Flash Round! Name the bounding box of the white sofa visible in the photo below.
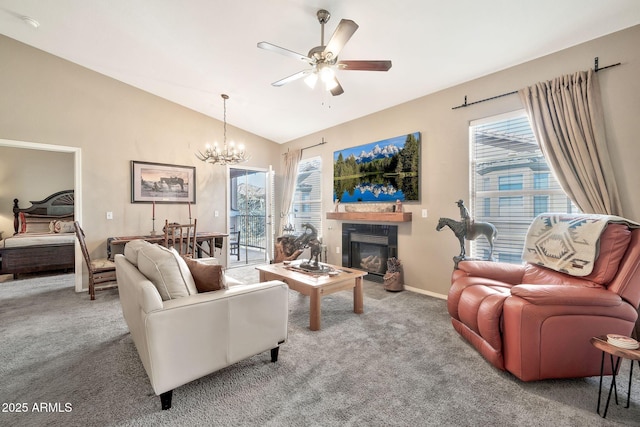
[114,240,288,410]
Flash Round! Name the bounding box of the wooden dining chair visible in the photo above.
[74,221,117,300]
[164,219,197,258]
[229,230,240,261]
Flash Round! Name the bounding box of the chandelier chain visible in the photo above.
[195,93,249,165]
[222,94,228,150]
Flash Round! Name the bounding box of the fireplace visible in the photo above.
[342,224,398,283]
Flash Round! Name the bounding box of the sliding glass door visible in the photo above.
[228,166,273,267]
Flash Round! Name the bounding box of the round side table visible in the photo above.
[590,335,640,418]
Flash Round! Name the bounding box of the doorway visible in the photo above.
[0,139,83,292]
[228,166,273,267]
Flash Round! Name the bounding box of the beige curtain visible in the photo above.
[519,69,622,215]
[279,148,302,235]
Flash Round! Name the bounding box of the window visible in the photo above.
[498,175,523,190]
[291,156,322,235]
[534,172,549,189]
[470,111,578,263]
[482,198,491,217]
[498,196,524,217]
[533,195,549,216]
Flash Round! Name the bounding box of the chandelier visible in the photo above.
[196,94,249,165]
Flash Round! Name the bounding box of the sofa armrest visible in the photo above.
[456,260,525,284]
[139,281,164,313]
[511,284,622,307]
[115,254,164,314]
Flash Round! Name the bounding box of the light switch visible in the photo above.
[106,211,113,220]
[422,209,428,218]
[214,210,219,217]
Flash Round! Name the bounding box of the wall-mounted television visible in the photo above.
[333,132,420,202]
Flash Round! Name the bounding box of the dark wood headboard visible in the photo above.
[13,190,75,234]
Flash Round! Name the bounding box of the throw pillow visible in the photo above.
[53,220,76,233]
[123,239,152,267]
[137,244,198,300]
[184,257,226,292]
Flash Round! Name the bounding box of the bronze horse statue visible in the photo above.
[297,223,322,269]
[436,216,498,261]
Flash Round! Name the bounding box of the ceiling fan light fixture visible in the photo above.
[304,72,318,89]
[195,94,249,165]
[325,77,338,91]
[319,65,335,83]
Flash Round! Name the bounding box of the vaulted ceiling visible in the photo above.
[1,0,639,143]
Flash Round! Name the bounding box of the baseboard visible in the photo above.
[404,285,447,300]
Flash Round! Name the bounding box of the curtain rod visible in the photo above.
[283,137,327,155]
[451,57,621,110]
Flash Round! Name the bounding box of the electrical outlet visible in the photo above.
[214,210,219,217]
[422,209,428,218]
[336,246,341,254]
[106,211,113,220]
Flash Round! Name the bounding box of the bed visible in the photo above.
[0,190,76,278]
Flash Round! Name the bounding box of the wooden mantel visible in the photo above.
[326,212,412,222]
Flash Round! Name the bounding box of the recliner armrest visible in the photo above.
[456,260,526,284]
[511,284,622,307]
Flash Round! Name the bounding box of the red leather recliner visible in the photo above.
[448,217,640,381]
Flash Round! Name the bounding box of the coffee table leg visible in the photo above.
[354,277,364,314]
[310,287,321,331]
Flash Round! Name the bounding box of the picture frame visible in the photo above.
[131,161,196,203]
[333,132,420,202]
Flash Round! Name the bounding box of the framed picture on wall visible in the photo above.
[131,161,196,203]
[333,132,421,202]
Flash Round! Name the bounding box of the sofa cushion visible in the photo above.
[522,264,600,288]
[137,244,198,300]
[184,257,226,292]
[124,239,153,267]
[523,215,635,277]
[521,224,631,287]
[583,223,631,285]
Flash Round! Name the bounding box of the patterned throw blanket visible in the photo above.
[522,213,640,276]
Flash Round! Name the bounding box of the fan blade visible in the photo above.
[257,41,312,64]
[330,78,344,96]
[272,70,312,87]
[323,19,359,60]
[337,60,392,71]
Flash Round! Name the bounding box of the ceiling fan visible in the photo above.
[257,9,392,96]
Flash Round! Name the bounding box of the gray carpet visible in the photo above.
[1,268,639,426]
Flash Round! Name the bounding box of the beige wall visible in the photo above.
[1,25,639,297]
[282,25,640,297]
[0,35,281,265]
[0,146,74,234]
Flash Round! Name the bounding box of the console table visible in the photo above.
[107,231,227,260]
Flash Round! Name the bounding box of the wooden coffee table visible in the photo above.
[256,262,367,331]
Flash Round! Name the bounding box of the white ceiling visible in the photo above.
[1,0,639,144]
